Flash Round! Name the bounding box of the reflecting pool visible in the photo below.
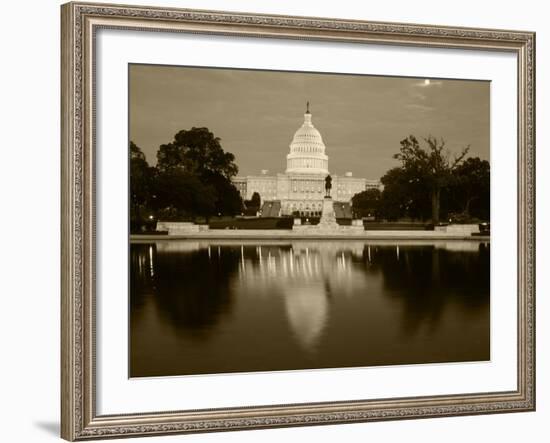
[130,240,490,377]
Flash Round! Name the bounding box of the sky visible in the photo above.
[129,64,489,179]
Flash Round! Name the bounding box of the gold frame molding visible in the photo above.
[61,2,536,440]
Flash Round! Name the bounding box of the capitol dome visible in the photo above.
[286,103,329,175]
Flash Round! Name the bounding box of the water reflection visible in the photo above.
[232,243,369,350]
[130,240,490,377]
[132,243,239,340]
[367,242,490,336]
[283,282,330,351]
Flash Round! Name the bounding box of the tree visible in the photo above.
[130,141,154,220]
[157,127,238,179]
[451,157,490,220]
[151,169,217,219]
[250,192,261,208]
[377,167,432,221]
[379,168,408,220]
[351,188,381,218]
[244,192,261,215]
[394,135,469,224]
[155,127,242,217]
[204,171,243,216]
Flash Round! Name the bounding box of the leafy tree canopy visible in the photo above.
[130,141,155,209]
[377,167,431,221]
[250,192,261,208]
[152,128,243,219]
[450,157,490,220]
[157,127,238,179]
[150,168,217,219]
[351,188,381,218]
[245,192,261,209]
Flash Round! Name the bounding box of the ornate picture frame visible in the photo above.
[61,2,535,440]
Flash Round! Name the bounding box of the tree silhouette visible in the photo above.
[129,141,155,226]
[451,157,490,220]
[154,127,242,218]
[351,188,381,218]
[394,136,469,224]
[157,127,238,179]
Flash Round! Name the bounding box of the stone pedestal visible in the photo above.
[317,197,339,228]
[292,197,363,234]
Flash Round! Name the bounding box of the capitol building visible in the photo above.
[232,104,381,217]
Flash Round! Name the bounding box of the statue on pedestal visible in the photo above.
[324,174,332,198]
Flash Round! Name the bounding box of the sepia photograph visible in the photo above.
[129,64,490,378]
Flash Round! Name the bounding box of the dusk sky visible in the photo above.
[129,64,489,179]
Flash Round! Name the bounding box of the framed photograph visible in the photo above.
[61,1,535,440]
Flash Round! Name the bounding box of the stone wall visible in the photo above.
[434,224,480,235]
[156,221,207,235]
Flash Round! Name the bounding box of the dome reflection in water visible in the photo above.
[130,240,490,377]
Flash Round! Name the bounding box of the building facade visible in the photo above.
[232,106,381,217]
